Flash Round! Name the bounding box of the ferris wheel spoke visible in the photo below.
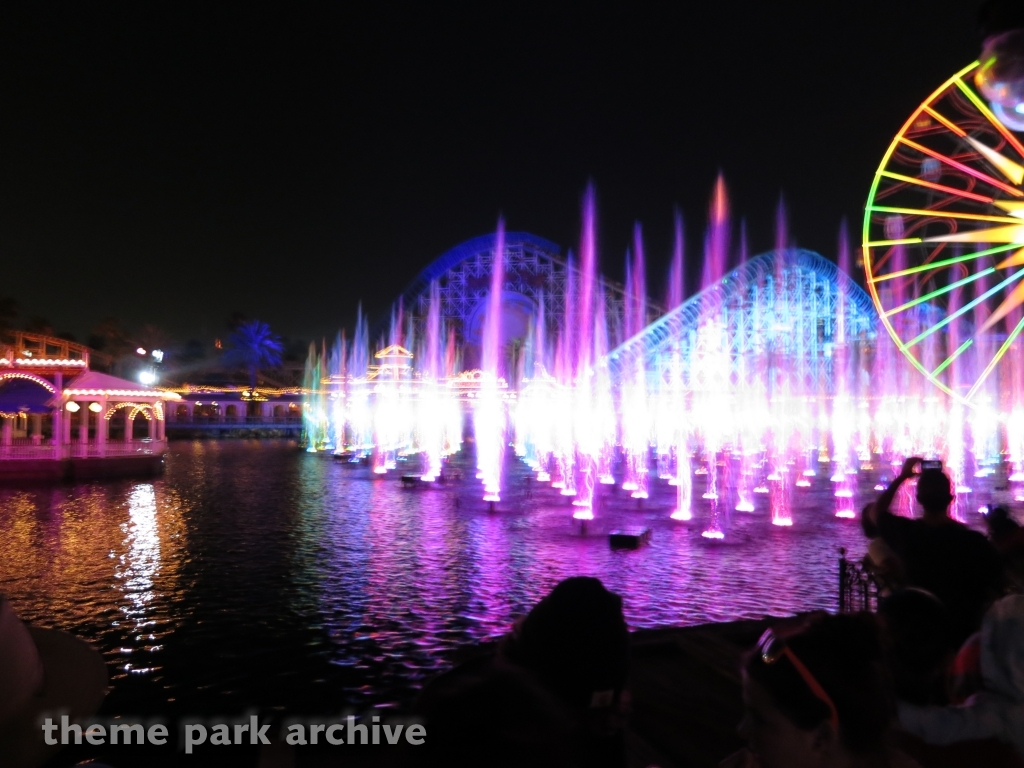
[995,201,1024,218]
[884,267,995,317]
[954,78,1024,159]
[966,313,1024,402]
[924,224,1024,244]
[997,248,1024,268]
[869,205,1021,224]
[964,136,1024,186]
[922,105,967,137]
[978,279,1024,335]
[900,138,1024,197]
[931,339,974,378]
[905,266,1024,348]
[878,170,994,203]
[864,237,923,248]
[873,243,1020,282]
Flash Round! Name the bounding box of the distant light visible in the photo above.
[152,349,164,363]
[136,347,147,355]
[22,350,31,357]
[1017,103,1024,115]
[138,371,157,386]
[88,403,103,413]
[65,401,81,412]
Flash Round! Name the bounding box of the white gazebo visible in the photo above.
[58,371,180,458]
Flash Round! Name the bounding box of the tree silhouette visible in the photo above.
[224,320,284,387]
[0,296,18,338]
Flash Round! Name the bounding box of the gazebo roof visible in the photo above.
[63,371,181,400]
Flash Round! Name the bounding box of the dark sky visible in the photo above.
[0,2,980,343]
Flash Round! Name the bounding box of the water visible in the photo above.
[1,439,907,719]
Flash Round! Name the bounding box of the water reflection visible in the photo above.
[2,440,981,715]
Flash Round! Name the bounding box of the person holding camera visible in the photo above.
[862,457,1004,649]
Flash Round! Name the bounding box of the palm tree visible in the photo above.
[224,320,284,388]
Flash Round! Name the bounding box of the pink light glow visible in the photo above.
[671,508,692,521]
[735,500,755,512]
[537,471,551,482]
[795,478,811,487]
[572,508,594,520]
[560,488,577,496]
[873,484,886,491]
[701,529,725,540]
[631,490,649,499]
[754,485,769,493]
[772,517,794,527]
[835,510,856,518]
[702,491,718,500]
[599,475,615,484]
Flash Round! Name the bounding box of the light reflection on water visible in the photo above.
[0,440,889,716]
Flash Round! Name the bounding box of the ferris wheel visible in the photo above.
[863,61,1024,407]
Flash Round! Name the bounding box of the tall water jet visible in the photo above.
[573,185,600,518]
[477,218,507,504]
[697,178,733,537]
[833,221,856,517]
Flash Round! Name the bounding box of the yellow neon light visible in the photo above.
[922,105,967,137]
[954,77,1024,159]
[924,224,1024,244]
[995,201,1024,219]
[863,237,923,247]
[869,206,1022,224]
[965,136,1024,185]
[997,248,1024,269]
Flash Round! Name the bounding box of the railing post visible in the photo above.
[838,547,848,614]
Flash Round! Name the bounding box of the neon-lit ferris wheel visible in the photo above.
[863,61,1024,408]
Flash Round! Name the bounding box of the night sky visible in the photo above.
[0,2,980,343]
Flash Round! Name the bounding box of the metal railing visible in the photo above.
[165,417,302,426]
[838,547,880,613]
[0,440,167,460]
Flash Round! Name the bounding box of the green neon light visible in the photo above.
[931,339,973,378]
[954,78,1024,158]
[905,266,1024,348]
[862,62,985,408]
[883,267,996,317]
[966,313,1024,401]
[864,237,923,247]
[878,170,993,203]
[868,205,1021,224]
[872,243,1020,282]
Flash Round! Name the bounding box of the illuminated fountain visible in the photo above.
[300,169,1024,534]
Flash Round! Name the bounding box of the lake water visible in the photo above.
[0,440,910,718]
